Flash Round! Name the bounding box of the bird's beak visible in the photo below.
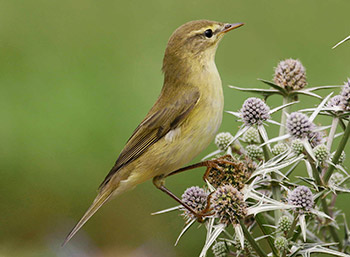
[220,23,244,34]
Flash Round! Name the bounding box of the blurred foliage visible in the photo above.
[1,0,349,256]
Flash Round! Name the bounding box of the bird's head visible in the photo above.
[163,20,244,74]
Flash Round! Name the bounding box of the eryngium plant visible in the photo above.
[154,58,350,257]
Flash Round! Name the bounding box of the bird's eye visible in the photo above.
[204,29,213,38]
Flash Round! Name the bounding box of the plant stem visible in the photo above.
[324,120,350,183]
[259,131,281,224]
[287,214,299,239]
[239,219,268,257]
[279,95,292,137]
[308,151,343,250]
[320,196,343,250]
[255,214,279,256]
[326,117,339,150]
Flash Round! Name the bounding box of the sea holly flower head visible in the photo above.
[241,97,270,125]
[340,78,350,111]
[211,184,247,225]
[286,112,313,138]
[181,186,208,220]
[274,58,307,91]
[288,186,314,212]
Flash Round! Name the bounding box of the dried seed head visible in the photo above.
[241,97,270,125]
[181,186,208,219]
[313,144,329,162]
[291,139,304,155]
[327,95,342,108]
[278,216,292,234]
[206,156,250,190]
[329,172,344,187]
[215,132,234,151]
[246,144,264,160]
[274,59,307,91]
[272,143,289,156]
[212,241,228,257]
[211,184,247,225]
[340,79,350,111]
[288,186,314,212]
[242,127,260,144]
[286,112,313,138]
[274,236,288,252]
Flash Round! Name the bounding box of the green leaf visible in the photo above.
[257,79,288,95]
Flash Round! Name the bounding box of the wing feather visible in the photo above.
[99,90,200,188]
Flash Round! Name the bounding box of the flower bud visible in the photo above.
[212,241,228,257]
[215,132,234,150]
[246,144,264,160]
[272,143,289,156]
[278,216,292,234]
[274,236,288,252]
[242,127,260,144]
[313,144,329,162]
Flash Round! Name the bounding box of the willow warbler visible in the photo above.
[64,19,243,245]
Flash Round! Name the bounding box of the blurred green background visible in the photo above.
[1,0,350,256]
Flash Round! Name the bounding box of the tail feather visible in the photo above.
[62,188,113,246]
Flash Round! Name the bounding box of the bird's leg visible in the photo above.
[167,155,236,181]
[153,175,209,222]
[153,156,237,220]
[166,155,235,178]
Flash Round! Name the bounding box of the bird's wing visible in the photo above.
[99,89,200,188]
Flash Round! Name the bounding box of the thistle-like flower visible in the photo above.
[340,78,350,111]
[313,144,329,163]
[211,184,247,225]
[274,59,307,91]
[278,216,292,234]
[215,132,234,151]
[274,236,288,252]
[181,186,208,219]
[286,112,313,138]
[246,144,264,160]
[211,241,228,257]
[206,156,250,190]
[291,139,304,155]
[308,130,324,148]
[272,142,289,156]
[241,97,270,125]
[242,127,260,144]
[288,186,314,212]
[327,95,342,108]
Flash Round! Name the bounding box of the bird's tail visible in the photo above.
[62,187,114,246]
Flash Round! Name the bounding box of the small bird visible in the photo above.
[63,19,243,245]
